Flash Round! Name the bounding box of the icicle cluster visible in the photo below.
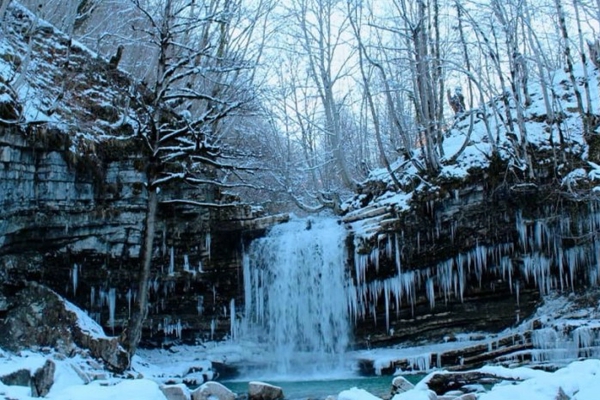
[347,201,600,331]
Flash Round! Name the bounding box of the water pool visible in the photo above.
[221,374,424,400]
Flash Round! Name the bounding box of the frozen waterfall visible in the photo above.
[240,217,351,376]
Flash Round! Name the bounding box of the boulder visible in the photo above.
[456,394,477,400]
[161,384,191,400]
[391,376,415,395]
[0,358,55,398]
[0,369,31,387]
[0,282,129,372]
[191,381,236,400]
[248,381,284,400]
[31,359,56,397]
[555,387,570,400]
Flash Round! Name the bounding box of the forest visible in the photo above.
[1,1,600,399]
[5,0,599,212]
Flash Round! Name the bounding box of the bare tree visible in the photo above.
[119,0,267,358]
[288,0,356,190]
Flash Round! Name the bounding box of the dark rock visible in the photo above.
[425,371,509,395]
[555,387,570,400]
[0,369,31,387]
[248,381,284,400]
[31,359,56,397]
[211,361,239,380]
[0,282,129,372]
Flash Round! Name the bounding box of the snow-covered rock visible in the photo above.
[160,383,191,400]
[0,282,129,372]
[191,381,236,400]
[391,376,414,395]
[0,357,55,398]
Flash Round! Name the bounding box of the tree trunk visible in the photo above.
[0,0,10,22]
[554,0,589,136]
[121,186,158,358]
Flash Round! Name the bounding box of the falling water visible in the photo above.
[241,217,351,376]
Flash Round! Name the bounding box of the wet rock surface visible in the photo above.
[248,381,284,400]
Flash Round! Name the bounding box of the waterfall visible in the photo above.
[241,216,351,375]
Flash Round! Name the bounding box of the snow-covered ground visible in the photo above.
[0,295,600,400]
[2,342,600,400]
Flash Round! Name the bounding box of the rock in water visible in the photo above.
[191,381,236,400]
[248,381,284,400]
[391,376,415,395]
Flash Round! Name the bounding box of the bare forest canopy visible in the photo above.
[2,0,600,213]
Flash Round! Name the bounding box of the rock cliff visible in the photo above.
[0,2,270,350]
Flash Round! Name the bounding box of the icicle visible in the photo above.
[197,296,204,316]
[516,211,527,251]
[183,254,190,272]
[371,245,380,272]
[90,287,96,309]
[169,247,175,275]
[205,232,211,260]
[354,252,368,286]
[385,236,393,259]
[384,280,390,333]
[72,263,79,295]
[229,299,236,340]
[198,260,204,274]
[108,288,116,330]
[99,288,107,307]
[394,234,402,275]
[426,278,435,309]
[210,319,216,341]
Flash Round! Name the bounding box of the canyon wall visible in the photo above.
[0,126,267,345]
[343,160,600,349]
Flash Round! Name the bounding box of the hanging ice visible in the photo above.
[205,232,211,260]
[169,247,175,276]
[241,217,350,374]
[230,299,236,340]
[108,288,116,330]
[72,263,79,295]
[183,254,190,272]
[197,296,204,316]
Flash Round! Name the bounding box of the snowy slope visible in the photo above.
[343,63,599,239]
[0,2,138,152]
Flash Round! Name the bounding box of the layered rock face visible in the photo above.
[344,169,600,350]
[0,126,260,346]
